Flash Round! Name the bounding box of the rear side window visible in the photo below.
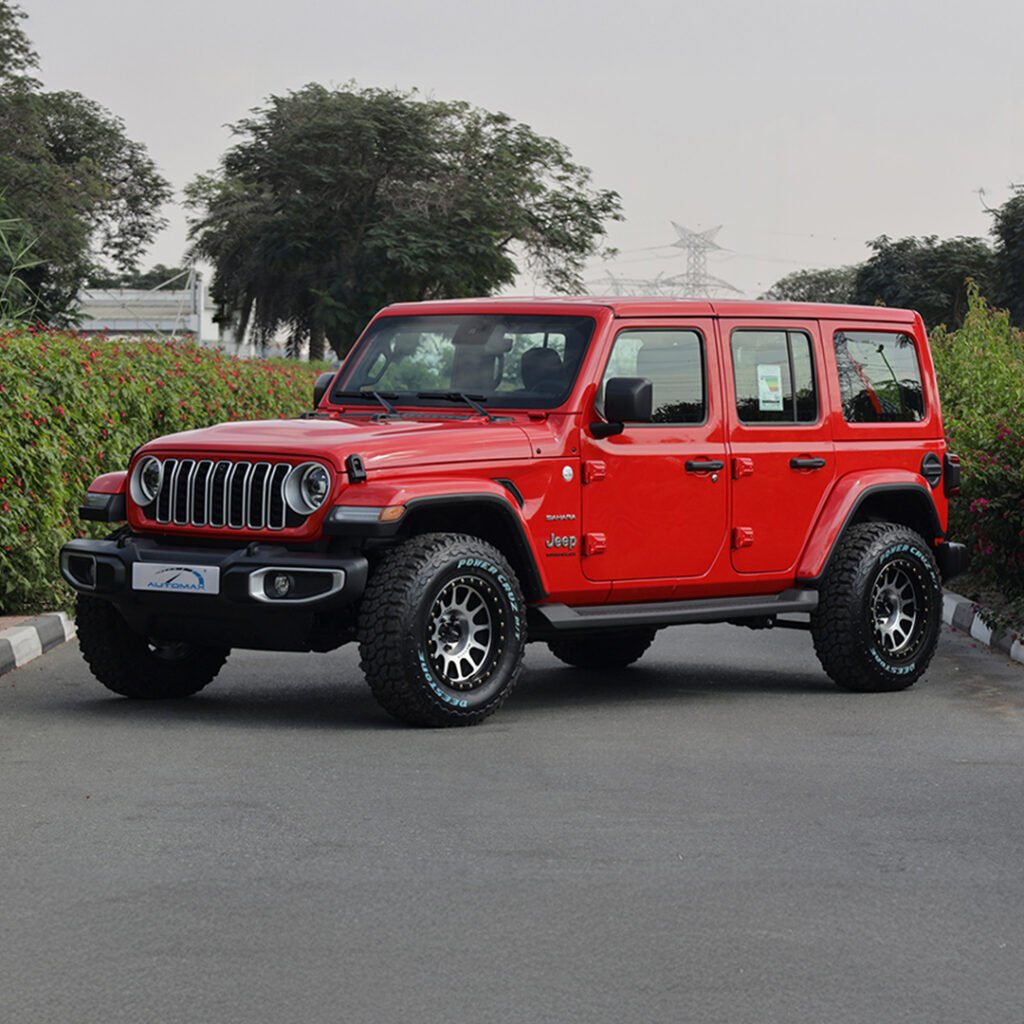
[730,330,817,424]
[834,331,925,423]
[602,329,706,424]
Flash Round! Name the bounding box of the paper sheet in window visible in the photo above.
[757,364,784,411]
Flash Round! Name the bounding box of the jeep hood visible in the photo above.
[139,416,535,472]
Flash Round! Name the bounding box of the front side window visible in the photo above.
[731,330,817,424]
[833,331,925,423]
[600,329,706,424]
[334,315,595,409]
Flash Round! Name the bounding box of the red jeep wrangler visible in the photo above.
[60,298,968,726]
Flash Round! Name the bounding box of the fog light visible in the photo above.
[269,573,293,598]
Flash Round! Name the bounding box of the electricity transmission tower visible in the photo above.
[587,222,743,298]
[668,222,742,297]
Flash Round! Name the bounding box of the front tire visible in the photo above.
[548,628,657,670]
[811,523,942,692]
[76,595,229,699]
[358,533,526,727]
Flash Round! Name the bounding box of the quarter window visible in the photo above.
[833,331,925,423]
[731,330,817,424]
[601,329,706,424]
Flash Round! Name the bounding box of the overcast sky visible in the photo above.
[17,0,1024,297]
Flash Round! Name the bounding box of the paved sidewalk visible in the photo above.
[943,590,1024,667]
[0,613,76,678]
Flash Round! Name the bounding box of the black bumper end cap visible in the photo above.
[79,493,126,522]
[936,541,970,583]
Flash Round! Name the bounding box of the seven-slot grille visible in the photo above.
[151,459,294,530]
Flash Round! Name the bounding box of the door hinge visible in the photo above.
[732,457,754,479]
[583,533,607,556]
[732,526,755,549]
[582,460,607,484]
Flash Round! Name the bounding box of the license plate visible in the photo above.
[132,563,221,596]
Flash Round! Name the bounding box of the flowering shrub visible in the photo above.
[931,286,1024,625]
[0,327,330,613]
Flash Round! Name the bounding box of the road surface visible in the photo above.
[3,622,1023,1024]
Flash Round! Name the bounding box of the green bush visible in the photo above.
[931,286,1024,622]
[0,326,330,614]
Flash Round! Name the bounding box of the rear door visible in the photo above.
[721,318,835,574]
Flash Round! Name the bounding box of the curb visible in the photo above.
[0,613,76,679]
[942,590,1024,667]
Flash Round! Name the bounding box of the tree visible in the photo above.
[0,0,38,90]
[87,263,194,291]
[0,200,41,322]
[851,235,996,329]
[0,2,171,325]
[760,265,858,303]
[989,185,1024,327]
[186,84,622,360]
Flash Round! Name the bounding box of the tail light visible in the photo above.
[943,453,961,497]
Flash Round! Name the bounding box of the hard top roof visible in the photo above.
[380,296,920,324]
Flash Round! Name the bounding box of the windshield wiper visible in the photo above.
[333,390,402,415]
[416,391,494,421]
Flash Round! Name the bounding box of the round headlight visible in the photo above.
[284,462,331,515]
[301,464,330,509]
[130,456,163,506]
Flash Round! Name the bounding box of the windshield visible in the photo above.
[333,314,596,410]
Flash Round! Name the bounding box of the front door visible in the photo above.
[581,320,728,582]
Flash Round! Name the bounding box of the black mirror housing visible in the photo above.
[605,377,653,424]
[313,371,335,408]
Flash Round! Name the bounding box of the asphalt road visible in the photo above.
[3,622,1023,1024]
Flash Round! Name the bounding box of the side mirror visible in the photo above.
[313,371,335,408]
[591,377,653,438]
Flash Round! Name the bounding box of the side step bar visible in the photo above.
[530,588,818,634]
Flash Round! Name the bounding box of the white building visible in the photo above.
[78,268,222,347]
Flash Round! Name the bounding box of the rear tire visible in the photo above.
[358,533,526,727]
[76,595,229,699]
[547,629,657,670]
[811,523,941,692]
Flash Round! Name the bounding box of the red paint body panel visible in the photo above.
[140,416,534,471]
[88,471,127,495]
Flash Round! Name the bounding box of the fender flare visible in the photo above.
[326,479,546,600]
[797,477,942,582]
[399,492,547,601]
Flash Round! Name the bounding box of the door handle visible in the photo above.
[789,457,826,470]
[686,459,725,473]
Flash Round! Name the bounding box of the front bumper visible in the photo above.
[60,535,368,652]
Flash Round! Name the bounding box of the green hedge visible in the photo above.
[931,287,1024,624]
[0,327,329,614]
